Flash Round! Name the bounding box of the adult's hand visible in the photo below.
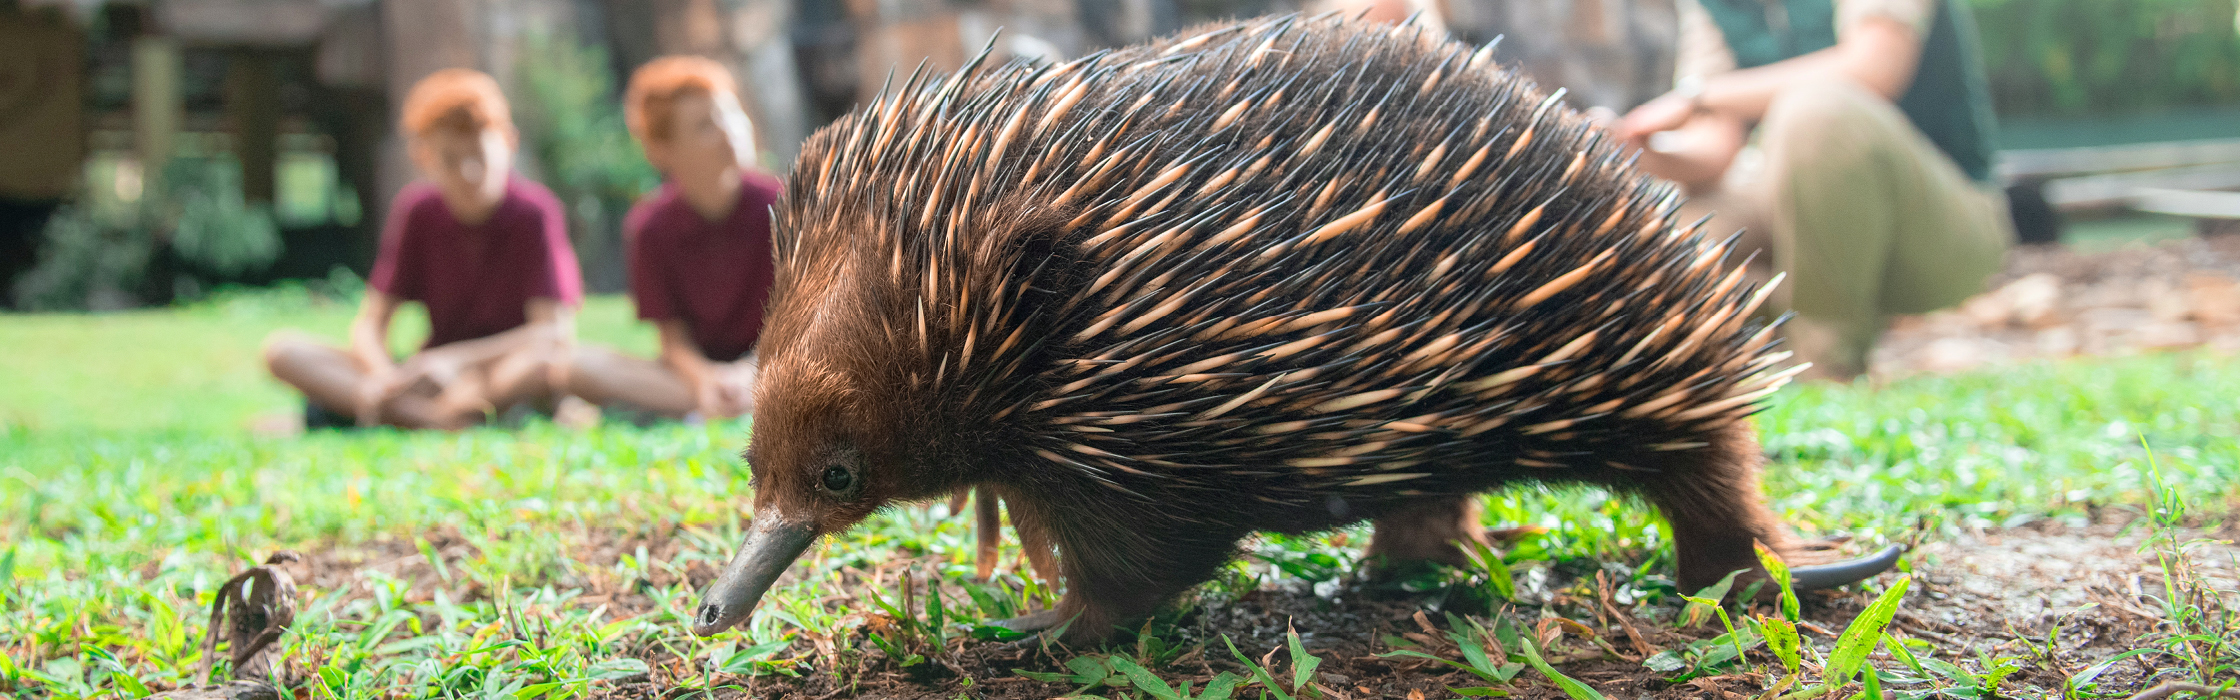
[1616,92,1697,147]
[691,375,727,420]
[1613,96,1748,192]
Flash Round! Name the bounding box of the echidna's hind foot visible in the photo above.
[1636,424,1902,594]
[1635,423,1800,594]
[992,608,1074,635]
[1365,495,1491,572]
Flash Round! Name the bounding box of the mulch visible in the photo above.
[1872,234,2240,377]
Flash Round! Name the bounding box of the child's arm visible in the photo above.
[398,299,575,389]
[654,319,729,416]
[349,291,402,425]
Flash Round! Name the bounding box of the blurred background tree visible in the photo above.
[1971,0,2240,118]
[514,32,661,296]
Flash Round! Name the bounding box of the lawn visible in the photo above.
[2,287,2236,699]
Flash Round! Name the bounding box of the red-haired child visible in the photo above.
[265,68,583,429]
[561,57,779,420]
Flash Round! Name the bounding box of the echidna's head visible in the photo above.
[690,252,941,636]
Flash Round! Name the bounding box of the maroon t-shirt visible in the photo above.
[368,177,583,349]
[625,172,781,362]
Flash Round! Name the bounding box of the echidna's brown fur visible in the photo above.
[701,13,1874,643]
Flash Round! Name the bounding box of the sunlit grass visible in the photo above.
[2,290,2234,697]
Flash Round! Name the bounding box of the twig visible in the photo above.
[1891,610,1969,646]
[1894,609,1967,635]
[1894,624,1965,648]
[1596,571,1655,657]
[2124,682,2240,700]
[1543,650,1607,665]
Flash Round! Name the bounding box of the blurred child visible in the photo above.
[264,68,583,429]
[559,57,778,420]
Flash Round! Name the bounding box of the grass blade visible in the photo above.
[1761,616,1801,673]
[1681,570,1744,628]
[1286,626,1321,693]
[1110,656,1182,700]
[1200,672,1242,700]
[1823,575,1911,685]
[1516,634,1605,700]
[1224,635,1294,700]
[1754,541,1799,622]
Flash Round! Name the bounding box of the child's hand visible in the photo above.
[692,376,728,420]
[715,362,757,416]
[398,351,469,391]
[355,368,400,427]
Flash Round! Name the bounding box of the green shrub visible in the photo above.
[10,157,281,310]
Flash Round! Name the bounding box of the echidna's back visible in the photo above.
[773,14,1799,510]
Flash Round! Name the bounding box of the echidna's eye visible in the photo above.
[821,466,854,494]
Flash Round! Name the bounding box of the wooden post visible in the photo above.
[226,50,281,204]
[0,5,85,202]
[133,35,182,174]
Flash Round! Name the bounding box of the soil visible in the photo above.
[225,508,2237,699]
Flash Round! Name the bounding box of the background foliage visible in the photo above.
[11,157,282,311]
[514,32,662,294]
[1969,0,2240,117]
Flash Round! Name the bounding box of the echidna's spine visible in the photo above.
[766,14,1799,507]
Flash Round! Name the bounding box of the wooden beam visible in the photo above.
[2132,188,2240,220]
[1999,139,2240,181]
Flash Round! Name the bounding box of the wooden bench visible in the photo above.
[1996,138,2240,242]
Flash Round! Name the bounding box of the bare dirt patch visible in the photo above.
[1899,517,2240,692]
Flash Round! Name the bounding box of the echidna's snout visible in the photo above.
[1788,544,1907,590]
[692,515,817,636]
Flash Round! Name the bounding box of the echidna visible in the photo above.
[692,14,1902,642]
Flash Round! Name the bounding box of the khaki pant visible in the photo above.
[1682,80,2012,376]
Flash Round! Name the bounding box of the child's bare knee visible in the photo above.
[261,331,310,370]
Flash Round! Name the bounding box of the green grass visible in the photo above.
[2,289,2236,698]
[0,285,661,434]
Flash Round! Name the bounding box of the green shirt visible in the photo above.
[1695,0,1999,182]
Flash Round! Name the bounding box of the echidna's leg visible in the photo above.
[975,488,1002,580]
[1051,526,1246,644]
[1365,495,1490,569]
[992,491,1244,644]
[1634,423,1794,593]
[1017,514,1061,584]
